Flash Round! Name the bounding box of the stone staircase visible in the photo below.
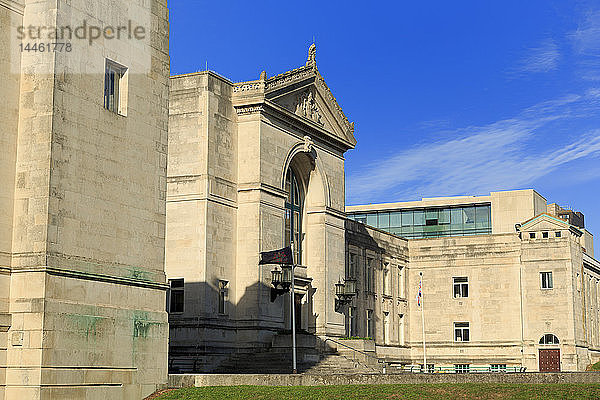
[213,334,384,374]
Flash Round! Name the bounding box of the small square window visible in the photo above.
[529,232,536,239]
[453,277,469,298]
[104,59,128,116]
[454,322,470,342]
[555,231,562,238]
[542,232,549,238]
[540,272,553,289]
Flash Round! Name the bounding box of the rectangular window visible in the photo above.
[169,278,184,313]
[366,309,374,338]
[453,277,469,298]
[383,264,390,295]
[542,231,549,238]
[530,232,536,239]
[348,253,358,279]
[439,208,451,225]
[383,312,390,344]
[218,280,229,314]
[390,212,402,228]
[454,364,470,374]
[378,213,390,229]
[540,272,553,289]
[346,306,357,337]
[104,59,128,116]
[398,266,404,298]
[454,322,470,342]
[401,211,413,227]
[490,364,507,372]
[413,210,425,226]
[354,214,367,224]
[366,214,378,227]
[398,314,404,345]
[365,257,375,293]
[555,231,562,238]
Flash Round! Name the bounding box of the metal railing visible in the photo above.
[323,338,388,373]
[396,365,527,374]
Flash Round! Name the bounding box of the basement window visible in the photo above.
[490,364,507,372]
[168,279,184,313]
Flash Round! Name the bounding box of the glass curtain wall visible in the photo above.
[349,204,491,239]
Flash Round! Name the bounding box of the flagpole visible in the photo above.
[420,271,427,372]
[290,242,297,374]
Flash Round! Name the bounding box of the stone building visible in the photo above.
[166,45,356,372]
[1,0,170,398]
[165,43,600,374]
[347,190,598,372]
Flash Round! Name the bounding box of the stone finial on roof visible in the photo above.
[306,43,316,67]
[259,70,267,81]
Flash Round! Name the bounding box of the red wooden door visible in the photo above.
[539,349,560,372]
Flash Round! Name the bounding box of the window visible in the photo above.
[365,257,375,293]
[366,214,377,227]
[398,266,405,298]
[454,364,470,374]
[540,272,553,289]
[490,364,507,372]
[168,279,184,313]
[529,232,536,239]
[555,231,562,238]
[104,59,128,115]
[398,314,405,345]
[366,309,374,338]
[454,322,470,342]
[346,306,357,337]
[383,263,391,295]
[347,253,358,279]
[542,231,549,238]
[539,334,560,345]
[383,312,390,344]
[285,169,303,264]
[218,280,228,314]
[453,277,469,298]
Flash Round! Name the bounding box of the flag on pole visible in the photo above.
[416,276,422,306]
[259,246,293,265]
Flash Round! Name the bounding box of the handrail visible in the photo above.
[323,338,386,367]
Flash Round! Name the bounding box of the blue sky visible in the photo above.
[170,0,600,239]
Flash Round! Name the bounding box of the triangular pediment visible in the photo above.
[263,58,356,149]
[520,213,579,234]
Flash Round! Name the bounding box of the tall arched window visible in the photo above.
[285,168,303,264]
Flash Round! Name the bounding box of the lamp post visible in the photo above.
[335,278,357,312]
[269,247,297,374]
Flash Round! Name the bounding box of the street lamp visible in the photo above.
[335,278,357,312]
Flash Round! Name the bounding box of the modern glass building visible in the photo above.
[347,204,492,239]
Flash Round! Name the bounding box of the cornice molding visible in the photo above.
[0,0,24,15]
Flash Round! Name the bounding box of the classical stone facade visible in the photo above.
[1,0,170,398]
[346,191,599,372]
[166,46,356,372]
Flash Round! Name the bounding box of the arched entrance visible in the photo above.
[538,334,560,372]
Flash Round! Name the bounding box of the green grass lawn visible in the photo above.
[153,383,600,400]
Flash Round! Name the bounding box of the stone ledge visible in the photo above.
[169,372,600,388]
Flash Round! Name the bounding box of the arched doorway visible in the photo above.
[538,334,560,372]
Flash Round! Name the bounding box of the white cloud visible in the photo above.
[347,92,600,204]
[509,39,560,77]
[570,11,600,81]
